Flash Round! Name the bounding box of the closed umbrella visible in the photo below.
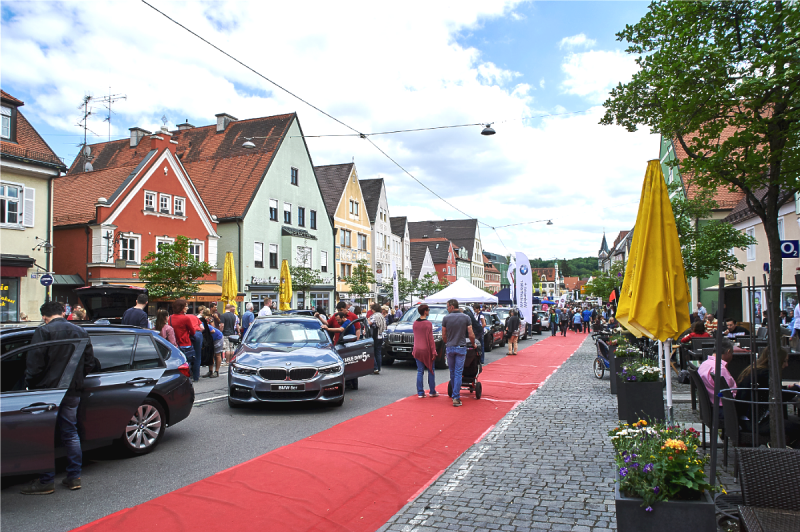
[279,259,292,311]
[221,252,238,308]
[616,160,690,423]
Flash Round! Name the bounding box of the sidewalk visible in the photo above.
[382,336,619,532]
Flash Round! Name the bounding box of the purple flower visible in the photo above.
[624,455,631,463]
[646,506,653,512]
[643,463,654,473]
[631,462,639,469]
[619,467,629,478]
[653,486,660,494]
[631,454,637,459]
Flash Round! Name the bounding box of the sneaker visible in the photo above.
[429,392,439,397]
[62,477,81,490]
[418,394,426,398]
[453,398,462,407]
[373,370,380,375]
[202,371,213,378]
[20,480,54,495]
[211,371,219,378]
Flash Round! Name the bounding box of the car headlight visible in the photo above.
[231,363,258,376]
[319,363,344,375]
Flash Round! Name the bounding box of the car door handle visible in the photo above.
[20,403,56,413]
[126,378,157,386]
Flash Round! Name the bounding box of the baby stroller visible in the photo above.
[593,338,611,379]
[448,346,483,399]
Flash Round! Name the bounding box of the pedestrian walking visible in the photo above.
[550,308,558,336]
[441,298,476,407]
[472,303,487,364]
[560,310,568,336]
[20,301,96,494]
[169,299,200,382]
[572,310,582,333]
[368,303,387,374]
[241,302,255,338]
[581,307,592,333]
[412,304,438,398]
[505,309,521,355]
[221,304,237,364]
[201,313,223,378]
[122,293,149,328]
[155,308,177,346]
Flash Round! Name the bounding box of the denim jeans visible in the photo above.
[551,322,557,336]
[191,331,203,381]
[41,396,81,484]
[374,338,383,371]
[478,338,485,365]
[179,345,196,380]
[415,359,436,395]
[446,346,467,400]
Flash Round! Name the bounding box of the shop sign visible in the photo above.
[252,276,279,285]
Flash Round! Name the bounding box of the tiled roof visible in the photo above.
[612,231,629,249]
[670,131,745,210]
[65,113,296,219]
[563,276,580,290]
[359,178,384,223]
[532,268,556,282]
[389,216,407,237]
[1,90,24,106]
[0,91,66,170]
[424,240,452,264]
[314,163,354,218]
[409,242,432,278]
[54,164,141,226]
[408,219,478,255]
[724,188,793,225]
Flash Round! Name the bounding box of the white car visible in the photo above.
[494,307,529,340]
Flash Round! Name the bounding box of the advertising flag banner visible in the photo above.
[507,257,516,304]
[392,259,400,309]
[515,252,532,324]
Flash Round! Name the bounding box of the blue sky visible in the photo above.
[1,1,657,261]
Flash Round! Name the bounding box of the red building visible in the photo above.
[410,237,457,284]
[52,128,219,304]
[483,255,501,294]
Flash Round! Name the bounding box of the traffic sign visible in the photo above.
[781,240,800,258]
[39,273,54,287]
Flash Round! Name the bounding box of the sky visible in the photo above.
[1,0,657,261]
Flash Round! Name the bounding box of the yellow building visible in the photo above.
[1,90,67,322]
[314,163,373,305]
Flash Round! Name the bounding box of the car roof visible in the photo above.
[1,324,156,336]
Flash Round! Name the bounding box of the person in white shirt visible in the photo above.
[258,298,273,317]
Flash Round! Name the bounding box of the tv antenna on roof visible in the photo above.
[100,88,127,142]
[76,94,101,171]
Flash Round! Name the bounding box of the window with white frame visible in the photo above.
[321,251,328,272]
[269,199,278,221]
[254,242,264,268]
[174,196,185,216]
[296,246,312,268]
[0,183,21,225]
[269,244,278,269]
[778,217,785,240]
[188,241,203,262]
[284,202,291,224]
[120,234,140,263]
[144,191,156,211]
[1,106,11,139]
[746,227,756,261]
[156,237,174,251]
[159,194,171,214]
[358,233,368,251]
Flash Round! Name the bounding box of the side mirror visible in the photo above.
[341,334,357,344]
[229,335,240,345]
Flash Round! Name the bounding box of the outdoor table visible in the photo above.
[738,506,800,532]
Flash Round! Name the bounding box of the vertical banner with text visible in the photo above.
[392,259,400,309]
[507,257,516,304]
[515,252,532,324]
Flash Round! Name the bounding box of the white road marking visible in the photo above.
[194,394,228,405]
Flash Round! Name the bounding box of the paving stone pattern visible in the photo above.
[382,338,620,532]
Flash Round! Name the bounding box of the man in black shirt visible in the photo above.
[21,301,96,495]
[121,293,149,328]
[724,318,748,339]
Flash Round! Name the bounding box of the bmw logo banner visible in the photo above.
[515,252,533,324]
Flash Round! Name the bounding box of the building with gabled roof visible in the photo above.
[62,111,335,312]
[410,237,456,285]
[389,216,412,280]
[1,90,68,321]
[407,219,484,288]
[409,242,437,281]
[360,178,404,301]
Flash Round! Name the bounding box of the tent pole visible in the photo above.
[709,276,725,492]
[664,338,673,423]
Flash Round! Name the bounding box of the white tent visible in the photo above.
[421,278,499,304]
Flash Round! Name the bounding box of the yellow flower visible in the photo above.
[663,439,688,451]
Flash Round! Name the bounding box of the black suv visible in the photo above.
[383,305,449,368]
[1,325,194,477]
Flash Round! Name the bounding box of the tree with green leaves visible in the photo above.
[382,272,414,304]
[601,0,799,447]
[139,235,213,299]
[669,182,756,280]
[345,259,375,306]
[584,261,626,300]
[416,272,441,299]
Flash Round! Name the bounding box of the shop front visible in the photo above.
[1,254,36,322]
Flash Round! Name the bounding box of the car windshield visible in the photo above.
[244,320,330,348]
[496,309,509,320]
[400,306,449,324]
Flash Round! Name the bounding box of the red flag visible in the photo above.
[608,289,617,302]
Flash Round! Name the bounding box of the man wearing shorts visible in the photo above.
[221,304,237,362]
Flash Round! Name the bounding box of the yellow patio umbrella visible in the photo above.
[279,259,292,311]
[221,251,238,309]
[616,160,690,341]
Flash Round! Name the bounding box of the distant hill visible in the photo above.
[528,257,598,279]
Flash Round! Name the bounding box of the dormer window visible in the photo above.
[174,196,185,216]
[1,106,11,139]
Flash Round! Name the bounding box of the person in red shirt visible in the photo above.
[168,299,199,382]
[338,301,361,338]
[680,320,711,343]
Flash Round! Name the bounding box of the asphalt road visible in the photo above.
[1,333,546,532]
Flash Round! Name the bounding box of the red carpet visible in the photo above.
[75,333,587,532]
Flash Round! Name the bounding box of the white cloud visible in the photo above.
[558,33,596,50]
[560,49,639,104]
[1,0,655,261]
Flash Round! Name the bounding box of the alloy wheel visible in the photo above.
[126,403,162,450]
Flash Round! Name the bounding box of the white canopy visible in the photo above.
[421,278,499,304]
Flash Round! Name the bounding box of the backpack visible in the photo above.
[465,309,483,341]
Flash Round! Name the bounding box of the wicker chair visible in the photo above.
[737,448,800,532]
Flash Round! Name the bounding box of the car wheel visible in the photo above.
[434,353,448,370]
[119,398,165,455]
[484,335,493,352]
[383,356,395,366]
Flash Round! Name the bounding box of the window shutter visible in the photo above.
[22,186,35,227]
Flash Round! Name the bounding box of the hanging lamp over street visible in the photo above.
[481,124,496,136]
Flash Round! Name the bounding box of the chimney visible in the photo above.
[177,119,194,131]
[129,127,151,147]
[215,113,237,133]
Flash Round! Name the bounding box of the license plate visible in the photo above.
[271,384,305,392]
[394,347,411,352]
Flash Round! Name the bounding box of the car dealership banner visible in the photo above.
[392,260,400,309]
[515,252,533,324]
[507,257,516,304]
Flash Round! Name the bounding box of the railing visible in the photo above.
[1,143,65,167]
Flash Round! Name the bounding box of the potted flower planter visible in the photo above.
[609,346,618,395]
[615,482,715,532]
[619,380,664,423]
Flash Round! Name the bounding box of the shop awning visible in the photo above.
[1,254,35,277]
[52,274,84,285]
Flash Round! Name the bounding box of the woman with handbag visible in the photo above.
[369,303,386,374]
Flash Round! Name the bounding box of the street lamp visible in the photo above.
[33,236,55,303]
[481,124,496,136]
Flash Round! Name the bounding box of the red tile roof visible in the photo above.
[54,164,140,226]
[65,113,296,219]
[1,90,65,170]
[532,268,556,282]
[1,90,24,106]
[563,276,580,290]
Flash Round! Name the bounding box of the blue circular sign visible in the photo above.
[519,265,529,275]
[39,273,54,287]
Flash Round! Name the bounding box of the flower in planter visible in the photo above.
[619,467,629,478]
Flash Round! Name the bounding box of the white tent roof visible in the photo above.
[422,278,499,304]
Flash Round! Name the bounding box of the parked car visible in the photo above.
[538,311,550,331]
[383,305,448,369]
[495,307,534,338]
[482,311,506,352]
[74,285,148,324]
[272,309,316,317]
[1,325,194,477]
[227,315,375,408]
